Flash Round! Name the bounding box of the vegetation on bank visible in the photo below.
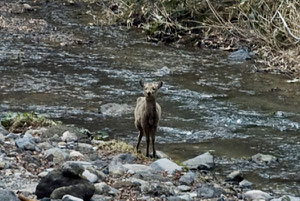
[1,112,59,133]
[79,0,299,75]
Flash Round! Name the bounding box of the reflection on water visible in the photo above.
[1,22,300,196]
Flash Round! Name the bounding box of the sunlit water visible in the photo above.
[1,6,300,196]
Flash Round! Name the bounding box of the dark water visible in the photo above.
[1,2,300,196]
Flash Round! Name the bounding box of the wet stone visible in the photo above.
[226,170,244,183]
[182,152,214,170]
[252,153,278,164]
[239,179,253,188]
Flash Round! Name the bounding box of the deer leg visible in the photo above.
[136,130,143,153]
[151,134,156,158]
[146,132,150,157]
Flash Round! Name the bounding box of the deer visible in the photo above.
[134,80,163,158]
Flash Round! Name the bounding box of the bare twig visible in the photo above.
[276,11,300,42]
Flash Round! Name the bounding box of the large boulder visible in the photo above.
[182,152,214,170]
[0,189,20,201]
[35,169,95,200]
[150,158,182,174]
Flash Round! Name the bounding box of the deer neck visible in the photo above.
[145,98,157,114]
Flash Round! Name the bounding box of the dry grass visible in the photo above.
[81,0,299,75]
[204,0,300,74]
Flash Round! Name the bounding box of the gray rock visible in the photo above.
[62,161,85,177]
[0,125,8,135]
[228,47,253,61]
[94,182,110,195]
[252,153,278,164]
[45,148,70,164]
[62,131,78,142]
[94,182,119,197]
[0,133,5,142]
[0,189,20,201]
[182,152,214,170]
[108,154,136,177]
[178,185,191,192]
[77,143,94,154]
[179,171,196,185]
[244,190,272,201]
[123,164,151,174]
[0,161,7,170]
[226,170,244,183]
[108,163,125,177]
[239,179,253,188]
[148,182,175,196]
[38,141,53,150]
[0,180,5,189]
[112,153,137,164]
[150,158,182,174]
[167,194,192,201]
[91,194,113,201]
[137,196,152,201]
[197,184,224,199]
[271,195,300,201]
[15,134,39,151]
[62,195,84,201]
[100,103,133,117]
[70,151,84,159]
[5,133,20,140]
[82,169,98,183]
[127,178,150,193]
[25,128,47,136]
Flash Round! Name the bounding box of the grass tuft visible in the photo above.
[1,112,59,133]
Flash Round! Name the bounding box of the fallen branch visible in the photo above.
[276,11,300,42]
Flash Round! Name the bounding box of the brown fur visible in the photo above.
[134,80,163,158]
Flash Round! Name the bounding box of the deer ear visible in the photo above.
[139,79,144,88]
[158,81,163,89]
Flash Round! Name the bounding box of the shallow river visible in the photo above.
[0,3,300,196]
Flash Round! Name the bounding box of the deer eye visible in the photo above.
[152,87,156,90]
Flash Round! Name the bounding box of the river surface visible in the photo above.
[0,1,300,196]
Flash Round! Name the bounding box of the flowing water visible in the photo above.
[0,1,300,196]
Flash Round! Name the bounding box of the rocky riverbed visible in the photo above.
[0,123,299,201]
